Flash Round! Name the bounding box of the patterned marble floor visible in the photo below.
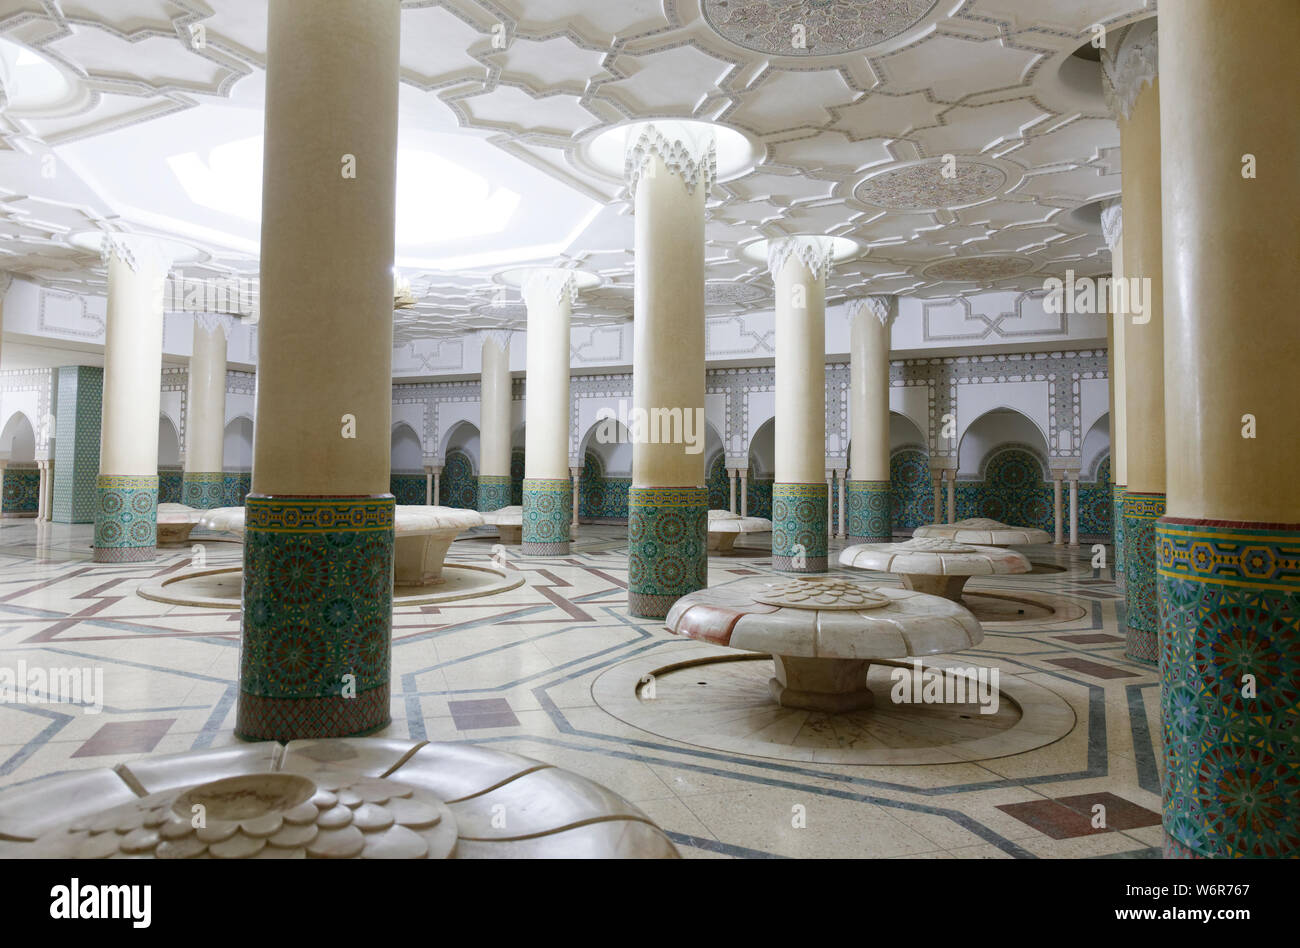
[0,518,1163,859]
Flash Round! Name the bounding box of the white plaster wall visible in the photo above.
[957,409,1050,476]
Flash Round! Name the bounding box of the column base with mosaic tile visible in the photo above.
[627,485,707,619]
[845,479,891,544]
[1113,484,1126,591]
[522,477,571,555]
[236,495,395,742]
[92,474,158,563]
[477,474,512,512]
[1123,491,1164,664]
[1157,518,1300,858]
[181,471,225,509]
[773,482,828,573]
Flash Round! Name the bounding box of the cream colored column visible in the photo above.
[728,469,737,513]
[945,470,956,524]
[1155,0,1300,860]
[1103,19,1164,664]
[520,269,576,555]
[740,471,748,517]
[433,466,442,503]
[93,236,176,562]
[931,471,943,525]
[182,314,230,509]
[1052,473,1064,545]
[771,237,834,573]
[626,122,713,617]
[34,461,45,521]
[477,330,513,511]
[846,296,893,543]
[237,0,401,742]
[1068,473,1080,547]
[1101,201,1127,587]
[424,465,433,505]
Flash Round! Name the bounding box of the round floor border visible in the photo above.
[137,561,524,609]
[592,641,1077,766]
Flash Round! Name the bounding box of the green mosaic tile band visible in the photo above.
[846,479,891,543]
[627,485,708,619]
[1123,491,1164,665]
[92,474,158,563]
[236,494,395,742]
[1157,517,1300,858]
[1,467,39,515]
[181,471,225,509]
[477,474,512,512]
[1113,484,1126,591]
[772,482,828,573]
[51,366,102,524]
[522,477,571,555]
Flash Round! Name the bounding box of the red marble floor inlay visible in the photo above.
[998,792,1161,839]
[71,718,175,758]
[1046,657,1139,679]
[447,698,519,730]
[1053,633,1125,644]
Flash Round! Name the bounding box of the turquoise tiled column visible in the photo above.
[845,479,891,543]
[1123,490,1163,665]
[522,477,571,554]
[181,471,224,508]
[772,482,828,573]
[50,366,102,524]
[628,486,707,619]
[478,474,511,512]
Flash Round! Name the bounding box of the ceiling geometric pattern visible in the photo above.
[0,0,1154,342]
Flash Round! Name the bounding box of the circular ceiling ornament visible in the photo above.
[920,254,1036,283]
[705,281,767,306]
[854,158,1008,211]
[701,0,940,57]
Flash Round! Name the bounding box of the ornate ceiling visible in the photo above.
[0,0,1152,342]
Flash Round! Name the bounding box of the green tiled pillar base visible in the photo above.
[846,479,891,544]
[182,471,225,509]
[478,474,512,512]
[1113,484,1126,591]
[772,482,828,573]
[522,478,571,555]
[627,486,707,619]
[92,475,158,563]
[1123,490,1164,665]
[1157,517,1300,858]
[236,494,394,742]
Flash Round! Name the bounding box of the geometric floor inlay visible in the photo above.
[593,642,1076,766]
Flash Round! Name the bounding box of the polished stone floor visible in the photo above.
[0,517,1163,859]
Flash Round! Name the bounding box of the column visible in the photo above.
[1103,18,1164,665]
[845,296,893,543]
[626,122,712,617]
[728,469,737,513]
[237,0,400,741]
[930,470,942,526]
[93,235,176,562]
[50,366,101,523]
[424,465,433,505]
[1052,473,1064,545]
[1157,0,1299,859]
[771,236,834,573]
[433,466,442,503]
[945,470,956,524]
[836,468,847,539]
[740,470,748,516]
[521,269,576,555]
[34,461,46,521]
[182,314,231,509]
[1102,200,1128,589]
[1068,473,1079,547]
[477,330,513,511]
[569,466,581,531]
